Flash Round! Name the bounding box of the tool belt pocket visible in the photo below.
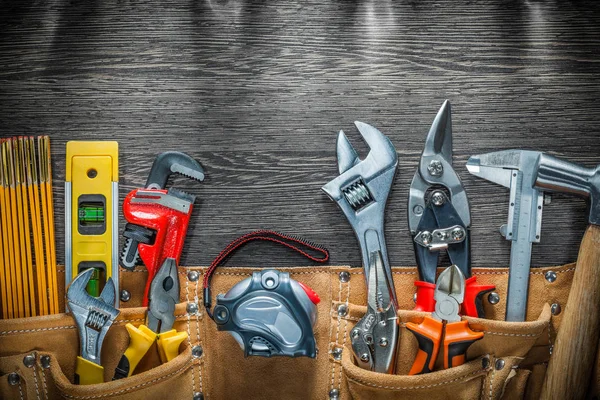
[335,302,552,400]
[0,304,195,400]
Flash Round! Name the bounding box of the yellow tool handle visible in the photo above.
[74,356,104,385]
[157,329,189,363]
[113,323,156,380]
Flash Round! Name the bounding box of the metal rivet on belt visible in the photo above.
[23,354,36,368]
[120,289,131,302]
[40,355,51,369]
[192,345,203,358]
[551,303,561,315]
[337,304,348,317]
[495,359,505,370]
[193,392,204,400]
[329,388,340,399]
[332,347,343,360]
[338,271,350,283]
[188,270,199,282]
[545,271,557,283]
[7,372,20,386]
[488,292,500,305]
[187,302,199,315]
[481,356,490,369]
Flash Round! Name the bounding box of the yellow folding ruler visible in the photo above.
[65,142,119,306]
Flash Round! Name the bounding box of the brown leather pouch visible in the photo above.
[0,263,580,399]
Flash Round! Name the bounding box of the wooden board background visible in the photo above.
[0,0,598,270]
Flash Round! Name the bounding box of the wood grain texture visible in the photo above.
[541,225,600,400]
[0,0,598,269]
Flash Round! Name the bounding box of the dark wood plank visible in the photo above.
[0,0,598,270]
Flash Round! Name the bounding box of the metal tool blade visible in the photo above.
[99,277,116,305]
[423,100,452,161]
[336,130,360,174]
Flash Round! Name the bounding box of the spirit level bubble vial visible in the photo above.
[65,142,119,306]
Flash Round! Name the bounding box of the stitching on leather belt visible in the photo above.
[194,276,203,394]
[18,377,24,400]
[185,277,196,395]
[33,362,41,400]
[488,361,495,400]
[61,359,193,399]
[473,331,541,338]
[330,276,343,391]
[338,277,351,393]
[39,359,49,400]
[547,320,554,355]
[344,368,486,390]
[0,326,76,335]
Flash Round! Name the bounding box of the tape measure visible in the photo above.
[213,269,319,358]
[65,141,119,305]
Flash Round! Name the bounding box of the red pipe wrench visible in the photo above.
[120,152,204,305]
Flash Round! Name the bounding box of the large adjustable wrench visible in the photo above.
[322,122,399,373]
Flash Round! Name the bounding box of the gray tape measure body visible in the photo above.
[213,269,318,358]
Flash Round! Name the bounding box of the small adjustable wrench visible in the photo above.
[67,268,120,385]
[322,121,399,373]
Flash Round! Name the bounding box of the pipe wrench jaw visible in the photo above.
[145,151,205,190]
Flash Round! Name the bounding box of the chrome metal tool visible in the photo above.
[409,101,494,318]
[466,150,545,321]
[322,121,399,373]
[350,251,399,373]
[67,268,120,385]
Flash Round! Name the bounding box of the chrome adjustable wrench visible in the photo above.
[322,121,399,373]
[67,268,120,385]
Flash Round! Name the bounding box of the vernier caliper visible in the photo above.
[466,150,546,321]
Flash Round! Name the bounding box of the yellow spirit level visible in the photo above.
[65,142,119,306]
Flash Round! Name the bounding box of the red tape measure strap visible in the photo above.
[203,230,329,316]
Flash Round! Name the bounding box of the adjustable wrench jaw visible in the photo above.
[67,268,120,364]
[322,122,398,284]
